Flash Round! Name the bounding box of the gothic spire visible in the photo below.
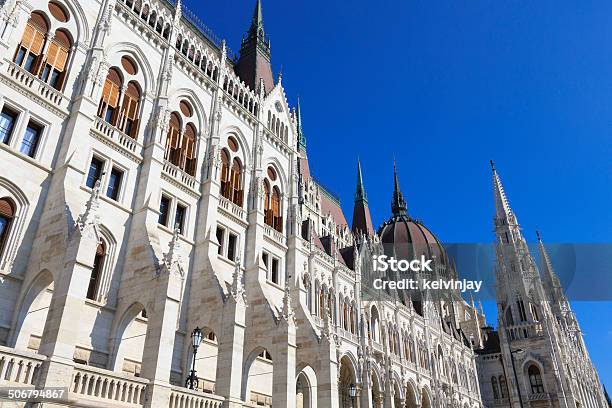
[296,97,306,151]
[250,0,264,36]
[391,160,408,216]
[537,230,564,302]
[236,0,274,93]
[491,160,515,225]
[352,159,374,236]
[355,159,367,203]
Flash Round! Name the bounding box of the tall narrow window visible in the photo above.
[0,108,18,145]
[220,149,231,200]
[230,158,243,206]
[86,157,104,188]
[528,365,544,393]
[174,203,186,233]
[20,122,41,157]
[0,198,15,257]
[263,180,271,225]
[271,186,282,232]
[159,196,170,226]
[39,29,71,90]
[106,167,123,201]
[14,13,48,74]
[491,377,500,399]
[97,68,122,125]
[216,226,225,255]
[165,113,181,166]
[181,123,197,176]
[271,257,279,284]
[87,242,105,300]
[227,232,237,261]
[117,82,140,138]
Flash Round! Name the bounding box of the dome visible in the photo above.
[378,213,447,267]
[377,163,447,267]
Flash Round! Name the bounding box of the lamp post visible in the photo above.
[349,383,357,408]
[509,348,525,408]
[185,327,203,390]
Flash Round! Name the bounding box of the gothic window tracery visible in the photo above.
[528,365,545,394]
[163,100,199,176]
[14,11,73,91]
[220,136,244,207]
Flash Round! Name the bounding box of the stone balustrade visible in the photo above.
[169,385,225,408]
[0,345,45,386]
[71,363,149,406]
[218,195,246,222]
[4,61,69,111]
[163,160,198,191]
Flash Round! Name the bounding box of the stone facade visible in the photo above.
[475,165,608,408]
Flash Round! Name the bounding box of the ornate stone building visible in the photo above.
[475,164,607,408]
[0,0,488,407]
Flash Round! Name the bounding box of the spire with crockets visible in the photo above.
[296,97,306,151]
[536,230,566,305]
[391,160,407,216]
[351,159,374,236]
[491,160,517,226]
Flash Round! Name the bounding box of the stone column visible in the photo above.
[317,337,340,408]
[214,292,247,408]
[140,262,183,407]
[272,317,297,408]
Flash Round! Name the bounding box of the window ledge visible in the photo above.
[0,142,52,173]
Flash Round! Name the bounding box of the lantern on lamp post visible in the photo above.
[185,327,203,390]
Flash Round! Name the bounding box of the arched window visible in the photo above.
[181,123,197,176]
[87,241,106,300]
[220,149,230,193]
[528,365,544,394]
[491,376,500,399]
[270,186,281,231]
[14,12,48,74]
[0,198,15,257]
[229,158,243,206]
[499,375,508,398]
[97,68,123,125]
[117,81,141,138]
[39,29,71,89]
[318,288,325,318]
[165,112,182,166]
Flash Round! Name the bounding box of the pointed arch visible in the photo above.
[105,42,155,95]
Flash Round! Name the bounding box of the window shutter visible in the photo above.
[96,242,106,256]
[31,29,45,55]
[21,24,35,49]
[0,199,14,217]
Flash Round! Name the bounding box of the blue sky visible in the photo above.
[188,0,612,389]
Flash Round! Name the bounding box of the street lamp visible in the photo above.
[349,383,357,408]
[185,327,203,390]
[509,348,525,408]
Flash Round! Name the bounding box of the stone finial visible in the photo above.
[76,179,102,239]
[164,224,184,276]
[231,255,247,305]
[281,279,295,324]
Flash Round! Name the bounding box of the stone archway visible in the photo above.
[338,355,358,408]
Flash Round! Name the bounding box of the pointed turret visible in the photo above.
[351,159,374,236]
[296,97,306,151]
[391,161,408,216]
[491,160,516,225]
[236,0,274,94]
[537,230,565,303]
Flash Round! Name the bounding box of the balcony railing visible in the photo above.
[0,345,45,386]
[169,385,225,408]
[528,393,551,401]
[5,61,69,111]
[218,195,246,222]
[163,160,198,191]
[92,116,141,154]
[71,363,149,406]
[506,321,544,340]
[263,223,286,246]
